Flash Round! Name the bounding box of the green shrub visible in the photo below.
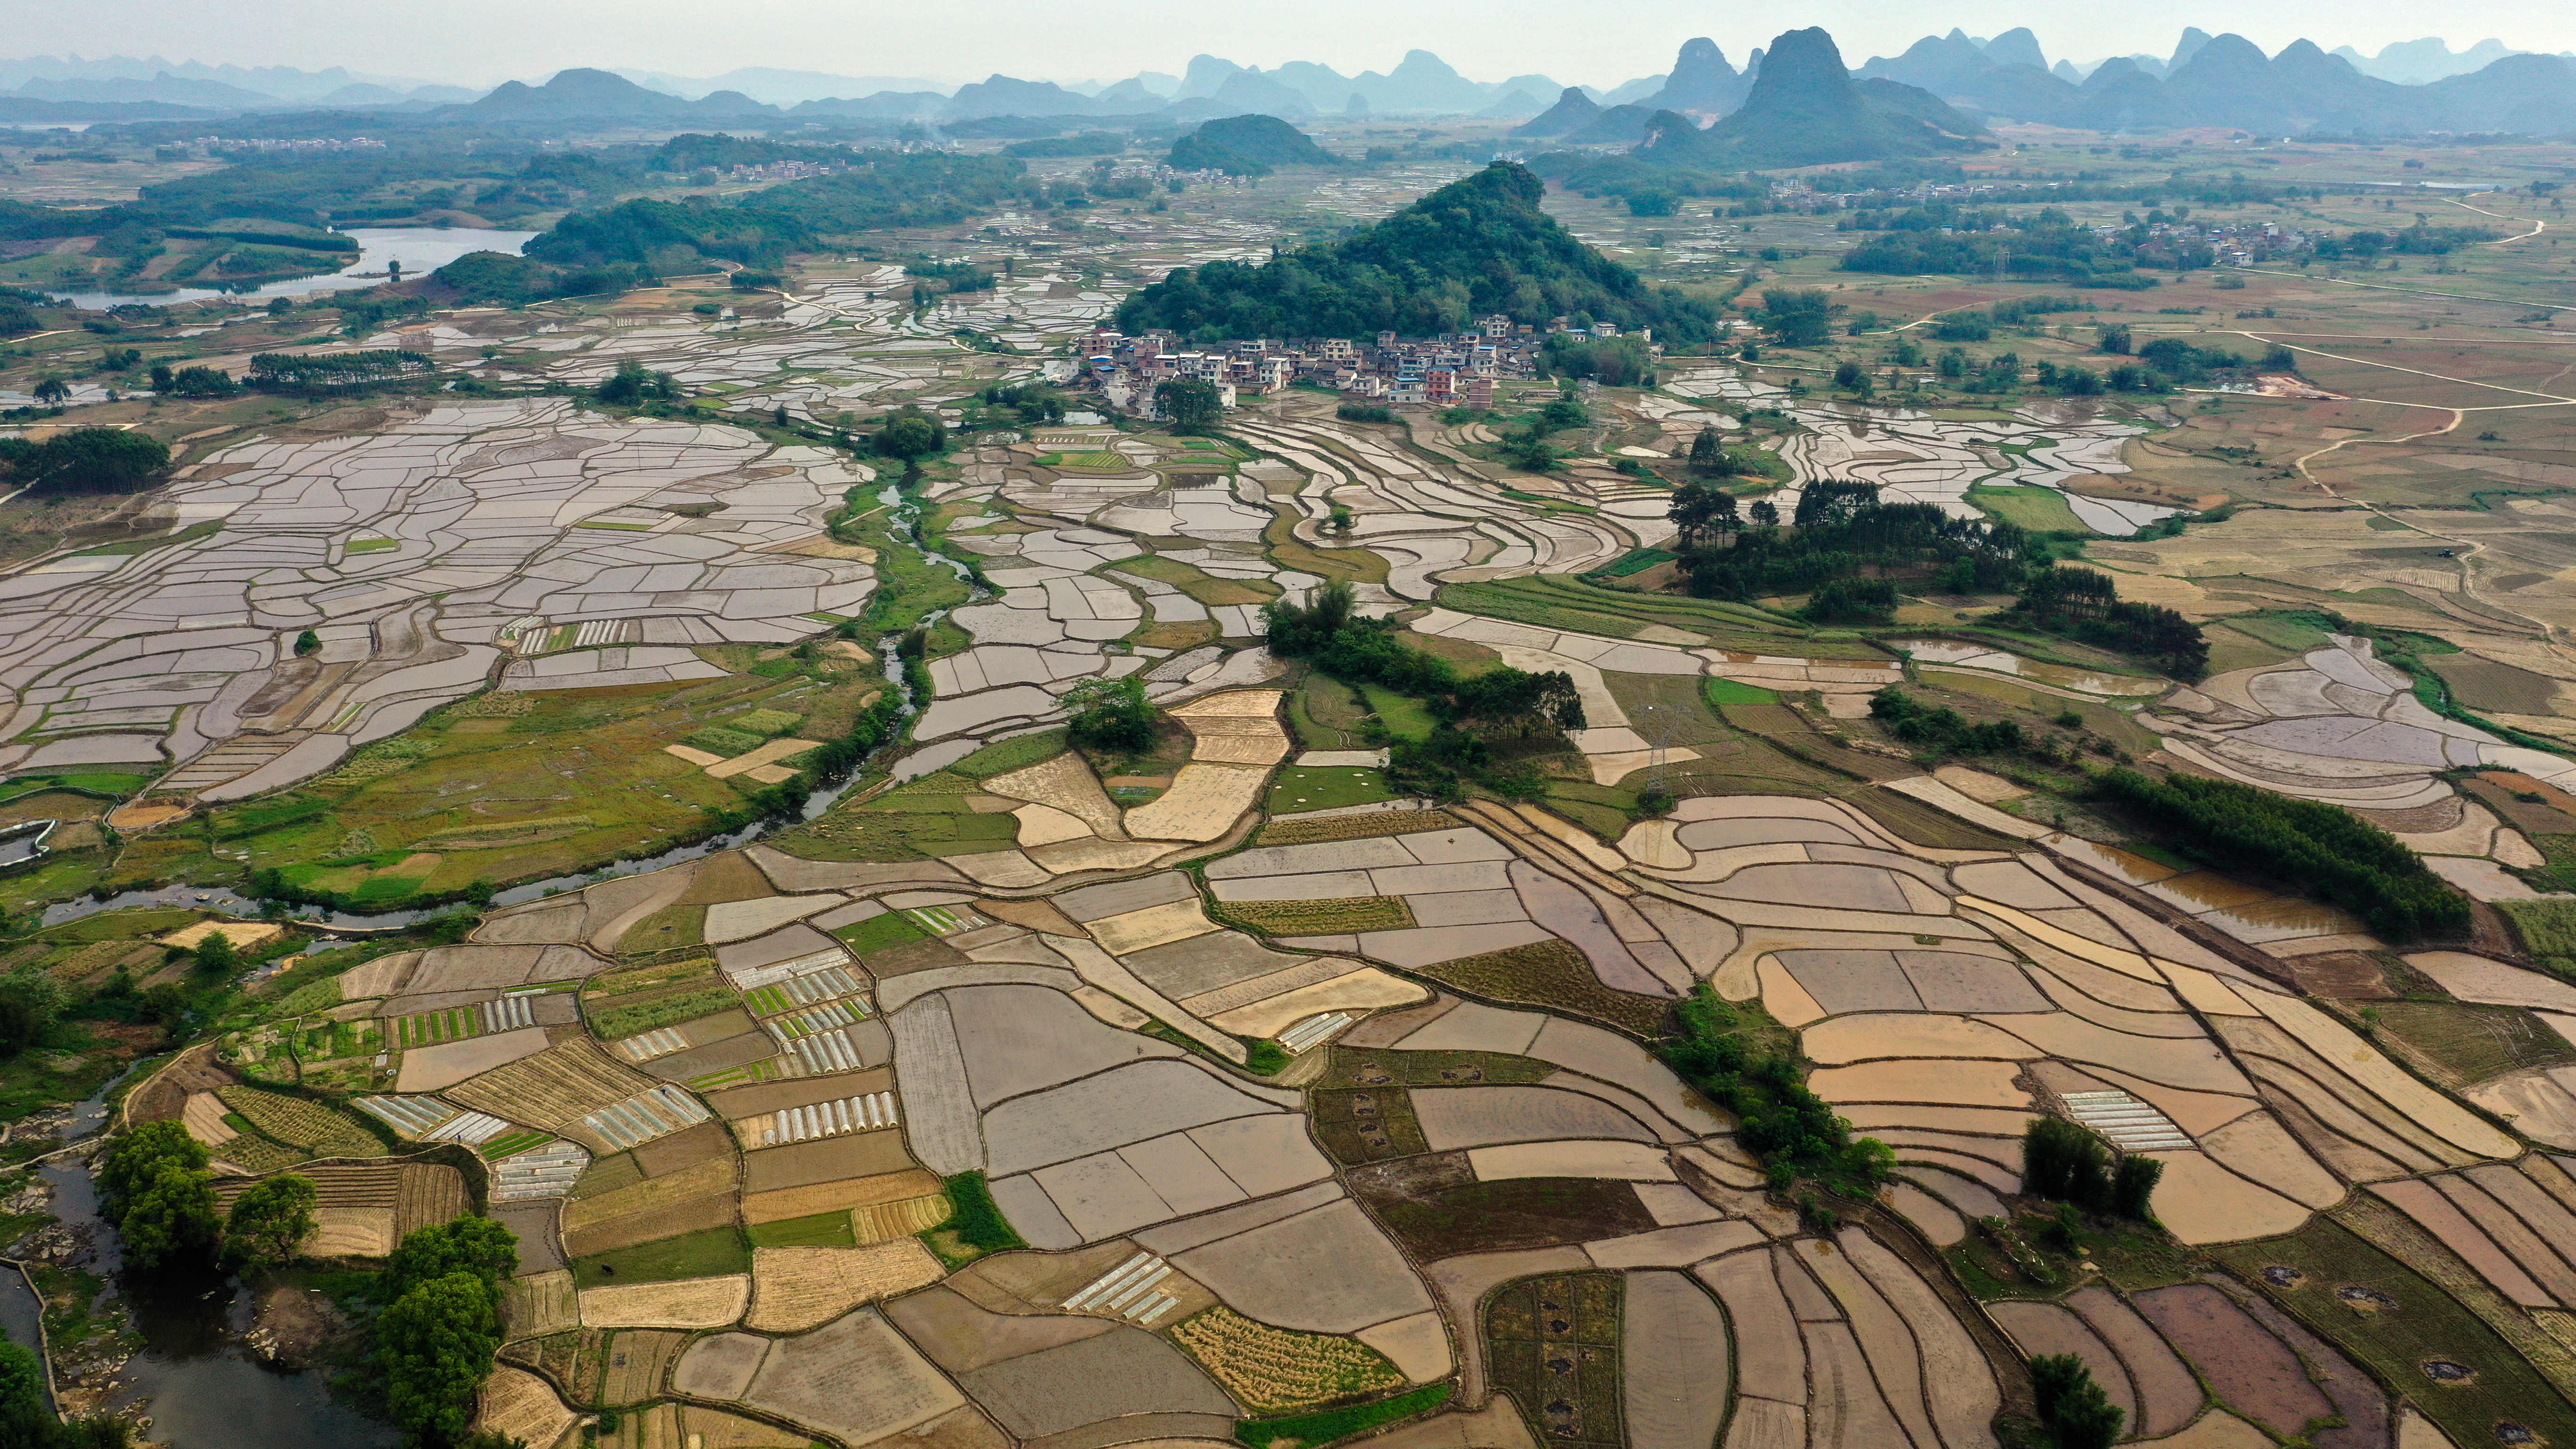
[939,1171,1025,1252]
[1235,1384,1454,1449]
[724,709,803,737]
[682,727,767,757]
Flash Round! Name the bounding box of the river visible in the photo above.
[47,227,536,311]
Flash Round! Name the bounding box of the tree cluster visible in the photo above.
[1799,576,1898,624]
[872,405,949,459]
[527,196,815,269]
[1839,206,2153,284]
[1539,334,1653,387]
[96,1122,221,1272]
[2012,567,2209,679]
[981,383,1067,424]
[428,250,653,306]
[0,1339,128,1449]
[2095,766,2467,940]
[595,359,683,408]
[247,350,434,394]
[148,363,238,397]
[1063,675,1156,752]
[0,429,171,499]
[903,260,995,293]
[1154,378,1224,434]
[1264,581,1585,798]
[1868,687,2024,756]
[2311,223,2495,259]
[377,1218,519,1448]
[1660,984,1893,1194]
[2030,1354,2125,1449]
[2021,1116,2160,1219]
[1671,478,2036,603]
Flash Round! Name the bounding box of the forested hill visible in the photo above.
[1114,162,1720,344]
[526,152,1029,267]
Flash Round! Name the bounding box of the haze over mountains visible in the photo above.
[6,28,2576,137]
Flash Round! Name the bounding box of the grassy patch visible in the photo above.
[722,708,803,736]
[570,1224,750,1288]
[2497,898,2576,981]
[1215,896,1414,936]
[1234,1384,1454,1449]
[948,728,1070,779]
[682,726,767,757]
[1355,684,1437,741]
[747,1210,857,1249]
[1256,810,1463,847]
[1288,676,1371,751]
[777,768,1020,862]
[1311,1086,1429,1165]
[1409,938,1671,1038]
[587,986,739,1040]
[2210,1217,2576,1449]
[1967,483,2091,534]
[1702,676,1780,706]
[1267,766,1394,814]
[2361,1000,2576,1083]
[833,910,930,955]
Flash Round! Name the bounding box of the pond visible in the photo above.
[1,1067,398,1447]
[46,227,536,310]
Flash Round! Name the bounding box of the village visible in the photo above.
[1076,313,1664,417]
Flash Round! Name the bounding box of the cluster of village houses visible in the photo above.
[1074,313,1665,417]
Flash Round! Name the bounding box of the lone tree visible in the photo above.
[98,1123,221,1272]
[385,1216,521,1303]
[193,931,237,975]
[379,1271,504,1447]
[1758,289,1834,348]
[30,378,67,406]
[378,1217,520,1448]
[872,406,947,459]
[1063,675,1156,752]
[2031,1352,2125,1449]
[225,1173,318,1270]
[1154,378,1224,434]
[1686,427,1738,477]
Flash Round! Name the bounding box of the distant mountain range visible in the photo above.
[7,32,2576,137]
[1854,27,2576,136]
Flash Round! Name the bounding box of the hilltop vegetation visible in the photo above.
[525,152,1029,268]
[1116,161,1721,343]
[1167,114,1336,176]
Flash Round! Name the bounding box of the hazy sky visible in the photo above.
[14,0,2576,88]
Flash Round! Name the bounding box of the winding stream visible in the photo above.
[48,475,963,934]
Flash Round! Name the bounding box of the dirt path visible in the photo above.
[2278,402,2560,644]
[2237,333,2576,407]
